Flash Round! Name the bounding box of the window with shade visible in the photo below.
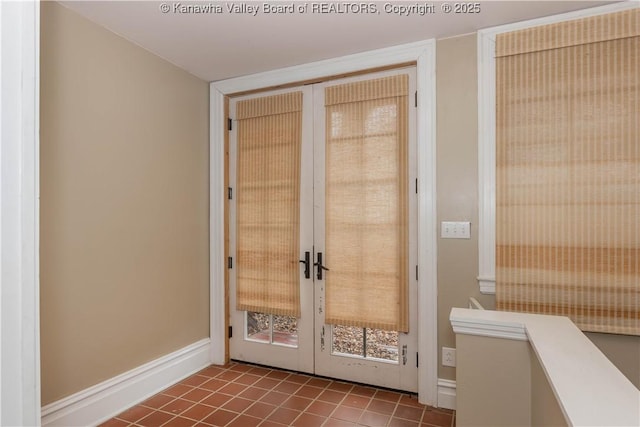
[235,92,303,318]
[324,75,410,333]
[493,9,639,336]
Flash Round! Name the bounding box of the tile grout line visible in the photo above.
[107,361,454,427]
[319,382,351,426]
[289,377,348,426]
[225,363,295,426]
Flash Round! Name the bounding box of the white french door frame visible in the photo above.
[312,67,419,391]
[227,85,315,374]
[210,39,438,405]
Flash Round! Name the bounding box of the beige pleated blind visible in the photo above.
[324,75,409,332]
[235,92,302,317]
[495,9,639,335]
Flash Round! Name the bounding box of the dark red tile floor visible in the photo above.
[100,361,455,427]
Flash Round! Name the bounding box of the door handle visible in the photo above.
[314,252,330,280]
[299,251,311,279]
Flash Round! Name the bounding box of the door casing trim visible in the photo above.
[0,1,41,424]
[210,39,438,406]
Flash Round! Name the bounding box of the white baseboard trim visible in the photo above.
[41,338,211,427]
[437,378,456,410]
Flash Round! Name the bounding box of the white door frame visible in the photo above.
[0,0,41,425]
[210,39,438,405]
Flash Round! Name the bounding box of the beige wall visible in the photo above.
[586,332,640,388]
[456,335,532,427]
[530,352,567,427]
[40,2,210,405]
[435,33,640,387]
[456,333,568,427]
[436,34,496,381]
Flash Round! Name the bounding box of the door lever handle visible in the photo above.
[314,252,330,280]
[299,251,310,279]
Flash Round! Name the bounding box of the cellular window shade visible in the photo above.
[495,9,640,335]
[235,92,302,317]
[324,75,409,332]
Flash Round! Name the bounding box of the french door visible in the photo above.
[229,68,418,392]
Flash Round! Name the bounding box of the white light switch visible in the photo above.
[441,221,471,239]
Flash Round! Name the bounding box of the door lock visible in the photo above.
[314,252,330,280]
[299,251,311,279]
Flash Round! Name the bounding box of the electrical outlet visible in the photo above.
[442,347,456,367]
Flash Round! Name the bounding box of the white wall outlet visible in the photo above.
[441,221,471,239]
[442,347,456,367]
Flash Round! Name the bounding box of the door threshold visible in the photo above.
[229,359,419,398]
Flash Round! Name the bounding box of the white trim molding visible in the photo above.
[437,379,456,410]
[415,41,439,407]
[450,311,528,341]
[0,1,41,425]
[476,1,640,296]
[476,27,496,296]
[213,39,436,95]
[41,339,211,427]
[209,85,226,366]
[210,39,439,406]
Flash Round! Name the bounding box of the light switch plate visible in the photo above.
[441,221,471,239]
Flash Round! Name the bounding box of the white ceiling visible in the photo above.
[60,1,617,82]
